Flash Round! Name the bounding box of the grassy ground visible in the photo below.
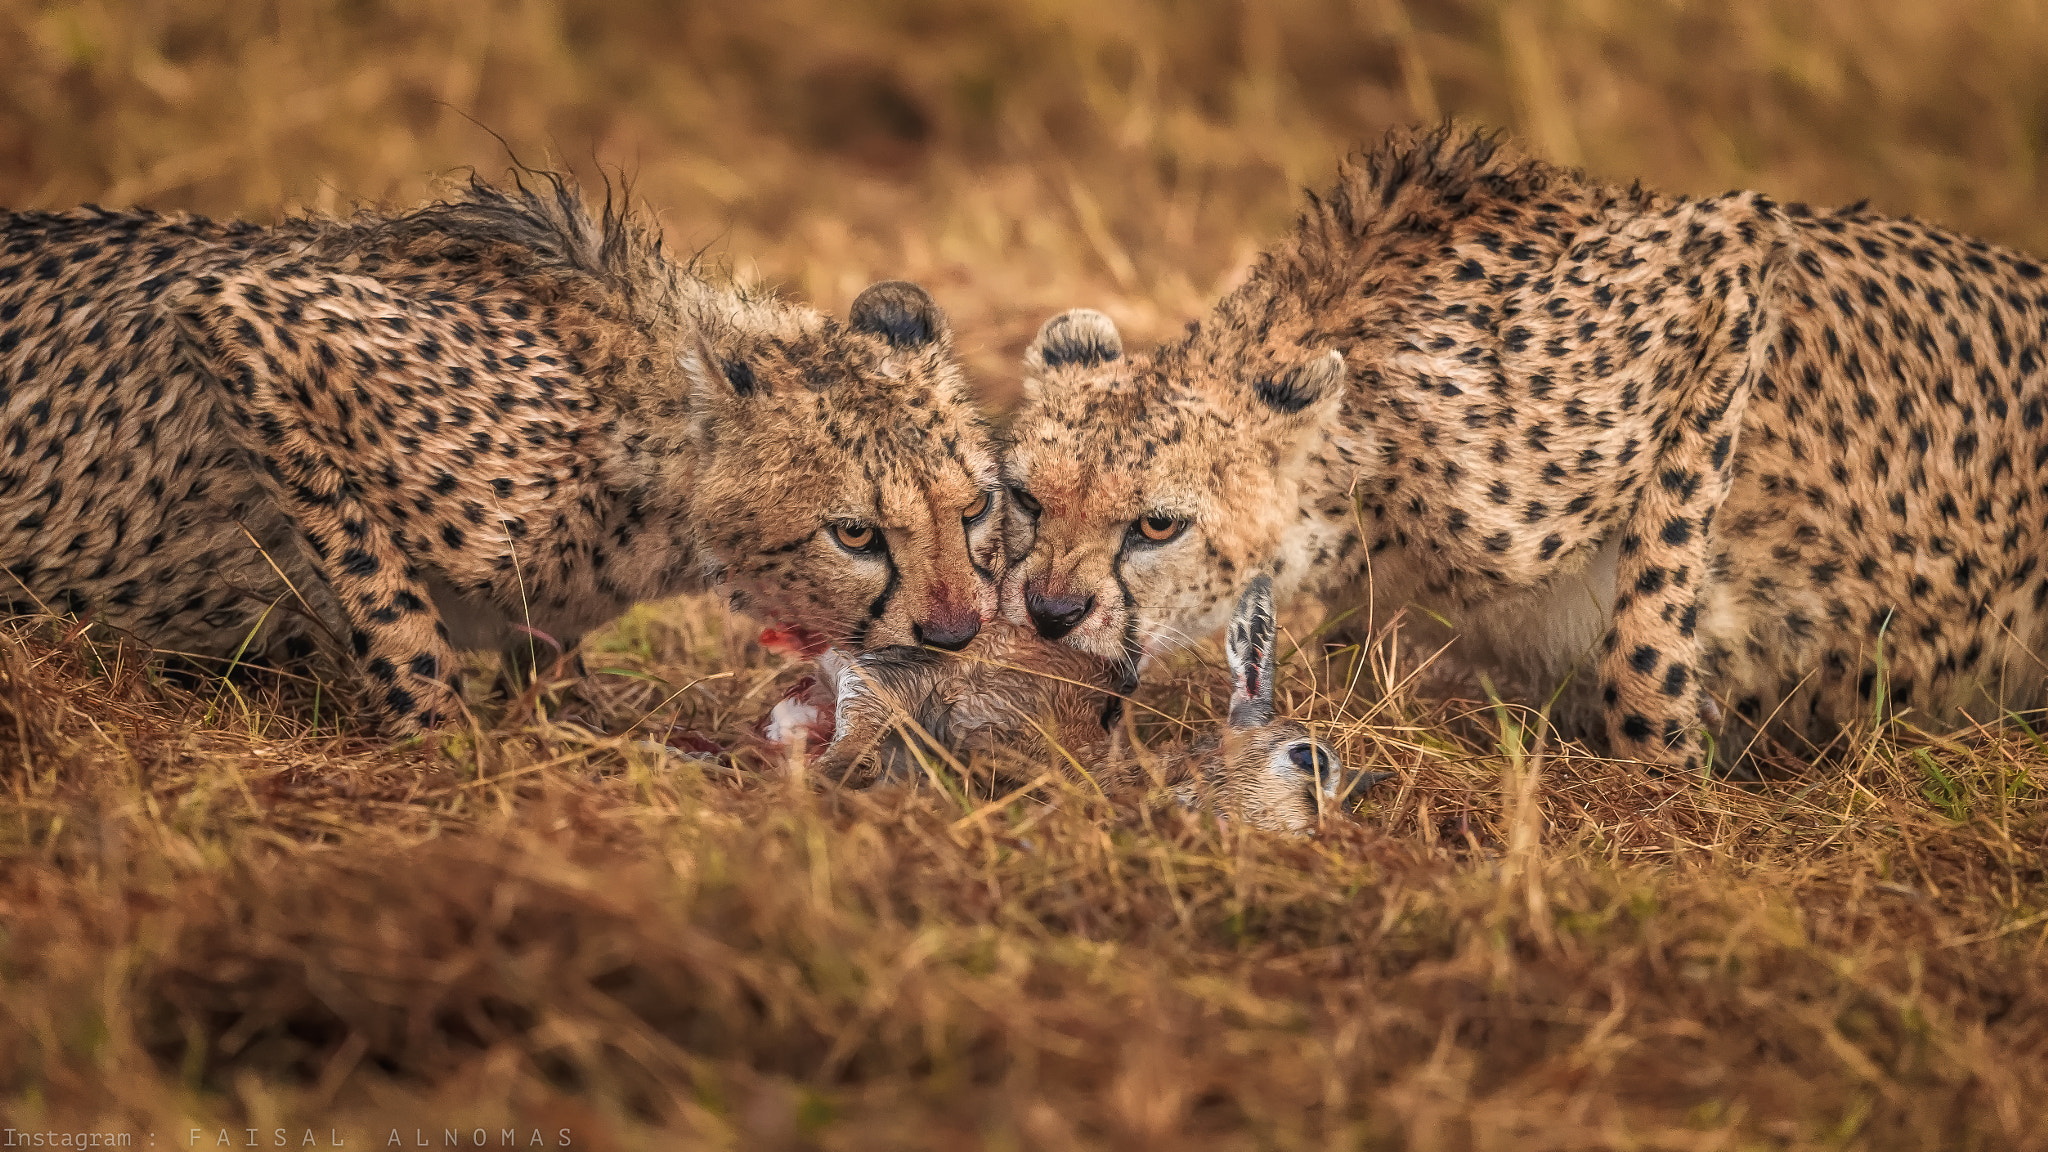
[3,1,2047,1147]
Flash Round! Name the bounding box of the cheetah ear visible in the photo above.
[1251,349,1347,421]
[683,329,758,403]
[684,330,756,451]
[1025,309,1123,373]
[1225,574,1279,730]
[849,280,949,351]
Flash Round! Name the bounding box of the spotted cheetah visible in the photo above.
[817,575,1377,832]
[0,174,1004,735]
[1004,125,2048,773]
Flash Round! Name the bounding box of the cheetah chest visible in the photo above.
[1397,537,1621,731]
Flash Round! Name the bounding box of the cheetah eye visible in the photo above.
[830,522,885,554]
[962,490,992,523]
[1132,513,1190,545]
[1008,485,1042,517]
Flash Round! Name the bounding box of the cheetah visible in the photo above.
[816,575,1379,832]
[0,174,1004,735]
[1003,124,2048,774]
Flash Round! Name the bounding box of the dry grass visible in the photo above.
[3,1,2048,1147]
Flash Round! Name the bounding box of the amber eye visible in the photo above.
[1008,485,1042,517]
[1135,513,1189,543]
[963,490,992,522]
[831,522,882,553]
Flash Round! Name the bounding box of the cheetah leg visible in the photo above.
[265,478,465,736]
[168,280,462,737]
[1600,483,1724,774]
[1598,240,1784,776]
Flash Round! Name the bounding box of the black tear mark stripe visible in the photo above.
[1112,535,1143,681]
[852,479,897,648]
[968,511,997,584]
[857,550,900,649]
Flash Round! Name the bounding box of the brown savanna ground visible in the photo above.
[3,1,2047,1148]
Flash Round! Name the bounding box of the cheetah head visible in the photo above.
[678,281,1005,654]
[1001,309,1347,671]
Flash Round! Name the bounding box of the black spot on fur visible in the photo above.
[720,358,757,396]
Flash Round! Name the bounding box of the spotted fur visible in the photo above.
[0,175,1003,735]
[1005,125,2048,772]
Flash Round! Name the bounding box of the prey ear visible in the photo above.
[1226,574,1279,729]
[1026,308,1123,374]
[850,280,949,351]
[1250,349,1347,422]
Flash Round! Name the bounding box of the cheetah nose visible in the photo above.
[913,606,981,651]
[1024,587,1095,640]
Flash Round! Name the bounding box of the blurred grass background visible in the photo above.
[12,0,2048,403]
[4,1,2048,1148]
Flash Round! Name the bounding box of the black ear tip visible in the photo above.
[849,280,945,349]
[1252,350,1346,415]
[1032,308,1123,370]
